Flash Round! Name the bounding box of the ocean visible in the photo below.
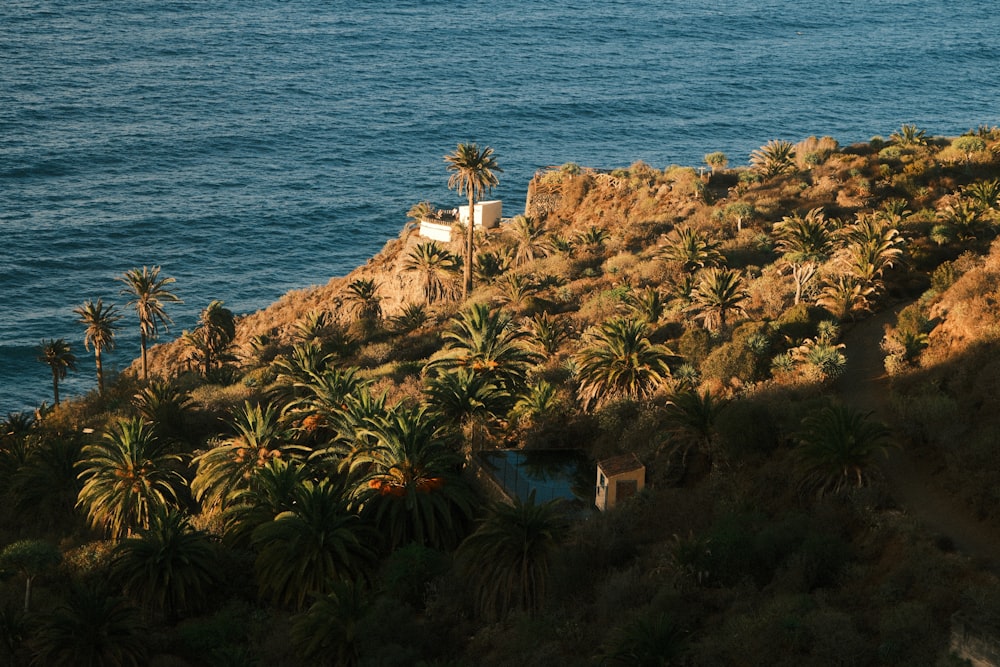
[2,0,999,414]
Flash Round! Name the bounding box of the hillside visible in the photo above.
[8,127,1000,665]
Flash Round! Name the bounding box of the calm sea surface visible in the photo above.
[2,0,999,413]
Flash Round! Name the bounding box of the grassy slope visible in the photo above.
[12,129,1000,665]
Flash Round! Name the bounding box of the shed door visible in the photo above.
[616,479,638,502]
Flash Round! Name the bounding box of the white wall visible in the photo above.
[457,200,502,229]
[418,220,454,243]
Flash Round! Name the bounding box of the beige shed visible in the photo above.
[595,453,645,511]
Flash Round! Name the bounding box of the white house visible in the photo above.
[418,201,502,243]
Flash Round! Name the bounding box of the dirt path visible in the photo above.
[837,306,1000,565]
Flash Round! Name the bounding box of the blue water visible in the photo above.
[2,0,999,413]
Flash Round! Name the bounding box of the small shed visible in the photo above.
[595,453,645,511]
[457,200,502,230]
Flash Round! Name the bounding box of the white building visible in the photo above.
[418,201,502,243]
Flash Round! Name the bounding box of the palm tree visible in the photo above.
[37,339,77,406]
[445,143,502,299]
[401,241,460,304]
[963,178,1000,211]
[773,208,836,304]
[795,404,892,497]
[350,405,475,551]
[76,417,186,540]
[750,139,796,178]
[73,299,122,396]
[663,389,730,468]
[344,278,383,324]
[388,302,428,334]
[10,435,84,531]
[427,303,538,394]
[112,507,218,621]
[661,227,723,273]
[574,317,673,410]
[191,401,305,512]
[507,215,549,266]
[890,123,927,146]
[627,286,667,325]
[526,311,569,356]
[423,368,512,443]
[117,266,182,380]
[495,271,539,310]
[182,299,236,376]
[474,248,513,284]
[221,458,310,546]
[30,583,147,667]
[132,381,193,445]
[687,267,749,332]
[252,479,378,610]
[840,215,904,288]
[456,492,569,620]
[816,275,876,321]
[291,580,368,667]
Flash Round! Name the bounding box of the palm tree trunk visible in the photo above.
[464,190,475,299]
[140,331,148,380]
[23,575,32,612]
[95,347,105,396]
[51,369,60,406]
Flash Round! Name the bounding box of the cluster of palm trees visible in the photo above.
[38,266,182,406]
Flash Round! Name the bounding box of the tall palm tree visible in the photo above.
[252,479,378,610]
[37,339,77,406]
[574,317,673,410]
[773,208,836,304]
[687,267,749,332]
[795,404,892,497]
[112,507,218,621]
[445,143,502,299]
[456,492,569,621]
[350,405,475,551]
[401,241,460,304]
[30,583,148,667]
[73,299,122,396]
[117,266,182,380]
[76,417,186,540]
